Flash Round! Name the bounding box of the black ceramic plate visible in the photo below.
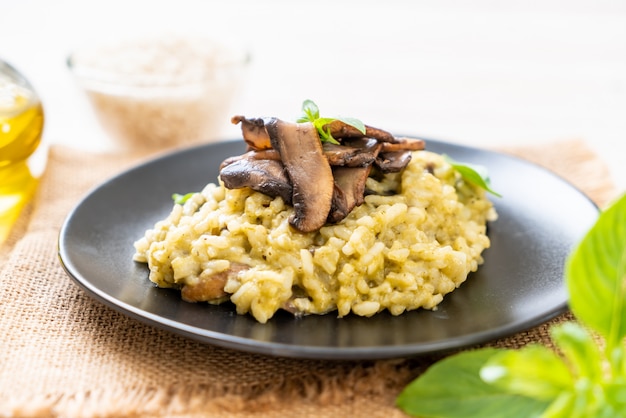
[58,139,598,360]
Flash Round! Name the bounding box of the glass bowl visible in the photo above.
[67,36,250,152]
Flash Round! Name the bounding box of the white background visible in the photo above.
[2,0,625,192]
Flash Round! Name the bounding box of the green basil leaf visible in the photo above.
[396,349,550,418]
[337,116,366,135]
[612,346,626,382]
[443,155,502,197]
[314,117,340,144]
[550,322,603,381]
[300,99,319,121]
[314,117,336,126]
[604,377,626,414]
[565,193,626,349]
[541,392,576,418]
[297,100,365,145]
[172,192,194,205]
[480,345,573,401]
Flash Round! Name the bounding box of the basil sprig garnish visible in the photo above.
[443,154,501,197]
[172,192,194,205]
[296,99,366,145]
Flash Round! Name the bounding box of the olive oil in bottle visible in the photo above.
[0,60,45,243]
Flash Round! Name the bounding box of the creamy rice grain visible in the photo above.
[133,150,497,323]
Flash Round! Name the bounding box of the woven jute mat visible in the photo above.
[0,139,617,418]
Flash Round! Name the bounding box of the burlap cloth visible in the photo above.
[0,139,617,418]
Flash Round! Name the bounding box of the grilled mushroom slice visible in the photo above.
[220,157,293,204]
[380,137,426,152]
[322,137,382,167]
[265,118,334,232]
[231,115,272,150]
[376,150,413,173]
[239,143,380,168]
[324,119,396,143]
[181,263,249,303]
[328,166,372,223]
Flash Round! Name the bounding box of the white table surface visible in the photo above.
[2,0,625,194]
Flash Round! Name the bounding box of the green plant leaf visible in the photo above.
[541,391,576,418]
[337,116,366,135]
[298,99,320,122]
[604,376,626,415]
[480,345,574,401]
[550,322,603,381]
[396,349,550,418]
[443,155,502,197]
[565,193,626,350]
[312,117,339,144]
[172,192,194,205]
[296,100,365,145]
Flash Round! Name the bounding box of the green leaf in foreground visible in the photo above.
[443,155,501,197]
[172,192,194,205]
[396,349,550,418]
[396,192,626,418]
[480,345,574,400]
[550,322,603,381]
[296,99,365,145]
[566,193,626,351]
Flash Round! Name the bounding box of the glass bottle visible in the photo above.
[0,59,45,243]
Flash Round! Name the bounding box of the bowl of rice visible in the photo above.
[67,36,250,151]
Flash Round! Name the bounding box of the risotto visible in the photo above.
[133,150,497,323]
